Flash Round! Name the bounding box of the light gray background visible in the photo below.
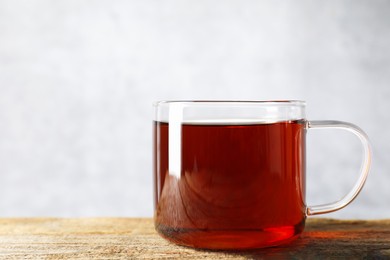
[0,0,389,219]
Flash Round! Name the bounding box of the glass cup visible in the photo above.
[153,100,371,250]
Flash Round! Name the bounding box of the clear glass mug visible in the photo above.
[153,101,371,250]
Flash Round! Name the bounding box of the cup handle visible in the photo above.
[306,120,372,216]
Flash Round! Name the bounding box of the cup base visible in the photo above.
[156,222,305,250]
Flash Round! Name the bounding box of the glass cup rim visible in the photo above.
[153,100,306,107]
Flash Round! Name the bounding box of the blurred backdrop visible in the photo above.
[0,0,389,218]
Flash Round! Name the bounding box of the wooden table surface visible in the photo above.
[0,218,389,259]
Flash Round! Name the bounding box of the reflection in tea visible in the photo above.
[154,120,306,249]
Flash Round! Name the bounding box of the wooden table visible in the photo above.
[0,218,389,259]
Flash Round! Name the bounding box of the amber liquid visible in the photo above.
[154,120,306,249]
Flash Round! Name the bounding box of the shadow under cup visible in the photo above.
[153,101,370,250]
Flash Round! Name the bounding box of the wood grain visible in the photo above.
[0,218,389,259]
